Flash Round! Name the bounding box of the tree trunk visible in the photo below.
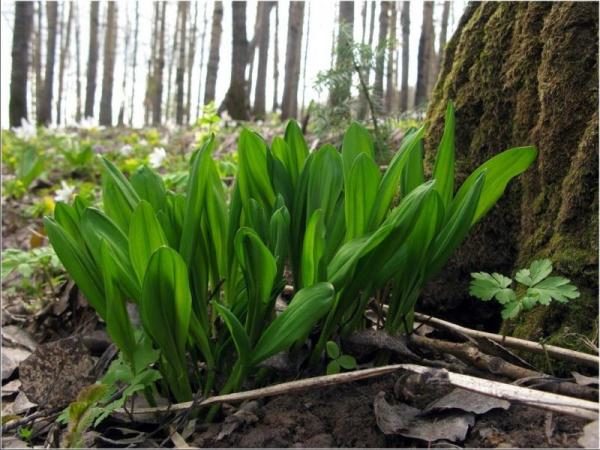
[300,1,311,116]
[166,7,180,122]
[56,2,73,125]
[99,1,117,126]
[438,1,451,61]
[152,2,167,125]
[414,1,434,108]
[186,2,198,123]
[33,2,43,121]
[10,1,34,128]
[330,1,354,107]
[204,1,223,105]
[118,5,131,126]
[175,2,188,125]
[399,1,410,112]
[75,4,82,122]
[360,0,367,44]
[253,2,274,119]
[130,1,140,126]
[272,3,280,112]
[358,1,377,118]
[84,1,99,119]
[38,1,57,125]
[221,1,249,120]
[373,1,389,110]
[423,2,599,357]
[281,1,305,120]
[246,3,262,108]
[385,2,397,113]
[196,2,209,117]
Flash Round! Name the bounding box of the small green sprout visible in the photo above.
[326,341,357,375]
[470,259,580,319]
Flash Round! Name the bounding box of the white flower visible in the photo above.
[119,144,133,156]
[139,139,148,146]
[54,181,76,203]
[12,118,37,141]
[149,147,167,168]
[77,116,104,130]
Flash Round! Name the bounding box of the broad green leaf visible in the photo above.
[101,158,140,232]
[307,145,344,226]
[451,146,538,225]
[341,122,375,182]
[283,120,309,183]
[300,210,326,288]
[213,302,251,368]
[469,272,516,304]
[400,140,425,197]
[130,166,166,212]
[237,129,276,211]
[128,200,168,285]
[269,204,291,274]
[338,355,356,370]
[251,282,335,365]
[326,360,340,375]
[100,240,136,366]
[54,202,85,247]
[44,217,106,318]
[345,153,380,240]
[432,101,455,206]
[326,341,340,359]
[502,301,522,320]
[515,259,553,286]
[526,276,580,304]
[140,247,192,401]
[19,146,44,187]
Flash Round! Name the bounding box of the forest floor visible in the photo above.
[1,121,597,448]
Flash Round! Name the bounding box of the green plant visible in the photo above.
[470,259,580,319]
[45,103,536,409]
[17,426,33,443]
[325,341,357,374]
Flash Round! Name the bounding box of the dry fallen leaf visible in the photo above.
[374,391,474,443]
[578,420,599,449]
[572,372,599,387]
[424,388,510,415]
[1,346,31,380]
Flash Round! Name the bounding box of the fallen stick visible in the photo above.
[413,312,599,369]
[117,364,598,420]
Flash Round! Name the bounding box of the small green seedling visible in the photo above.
[17,426,33,443]
[326,341,357,375]
[470,259,580,319]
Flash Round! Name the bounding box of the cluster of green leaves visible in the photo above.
[470,259,580,319]
[46,103,537,407]
[325,341,357,374]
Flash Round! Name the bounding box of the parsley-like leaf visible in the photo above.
[469,272,515,303]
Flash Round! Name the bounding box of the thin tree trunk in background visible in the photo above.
[358,1,377,118]
[330,2,338,69]
[360,1,367,44]
[272,3,279,112]
[281,1,305,120]
[436,1,451,73]
[175,2,188,125]
[33,2,42,120]
[415,1,434,108]
[38,1,57,125]
[300,1,311,116]
[75,4,82,122]
[130,1,139,126]
[399,1,410,112]
[254,2,274,119]
[246,3,262,108]
[196,2,209,117]
[118,6,131,126]
[204,1,223,105]
[330,1,354,106]
[166,7,181,122]
[221,1,249,120]
[373,1,389,111]
[9,1,33,128]
[186,2,198,123]
[57,2,73,125]
[99,1,117,126]
[427,4,437,93]
[152,2,167,125]
[385,2,397,113]
[84,1,99,119]
[145,3,159,126]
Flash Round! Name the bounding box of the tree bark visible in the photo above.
[10,1,34,128]
[360,0,367,44]
[414,1,434,108]
[84,1,99,119]
[196,2,209,117]
[374,1,389,110]
[152,2,167,125]
[204,1,223,105]
[330,1,354,106]
[166,6,180,122]
[399,1,410,112]
[423,2,599,355]
[385,2,397,113]
[221,1,249,120]
[300,1,311,116]
[38,1,57,125]
[358,1,377,118]
[281,1,305,120]
[186,2,199,123]
[144,3,160,126]
[56,2,73,125]
[246,3,263,108]
[130,1,140,126]
[118,5,131,127]
[33,2,43,121]
[253,2,274,119]
[75,4,82,122]
[272,3,280,112]
[175,2,188,125]
[99,1,118,126]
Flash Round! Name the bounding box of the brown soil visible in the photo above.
[191,374,587,448]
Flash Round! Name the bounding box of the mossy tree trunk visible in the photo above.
[422,2,598,354]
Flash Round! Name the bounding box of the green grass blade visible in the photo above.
[432,101,455,206]
[129,200,168,285]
